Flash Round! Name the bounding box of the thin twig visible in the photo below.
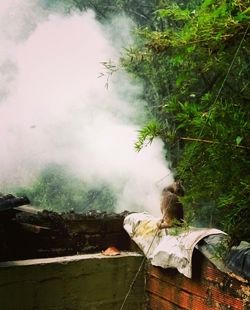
[180,136,250,150]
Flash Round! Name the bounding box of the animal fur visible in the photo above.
[157,181,184,229]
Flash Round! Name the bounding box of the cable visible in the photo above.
[119,195,176,310]
[183,23,250,169]
[119,222,162,310]
[157,22,250,180]
[119,21,250,310]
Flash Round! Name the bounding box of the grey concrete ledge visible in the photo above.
[0,251,143,267]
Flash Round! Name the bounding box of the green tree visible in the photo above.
[16,164,116,213]
[41,0,161,27]
[122,0,250,243]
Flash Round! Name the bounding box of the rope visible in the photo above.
[119,195,176,310]
[182,23,250,169]
[155,171,172,187]
[119,257,146,310]
[211,23,250,109]
[156,22,250,182]
[119,226,160,310]
[119,21,250,310]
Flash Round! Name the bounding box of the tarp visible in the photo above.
[196,234,231,274]
[124,212,226,278]
[227,241,250,280]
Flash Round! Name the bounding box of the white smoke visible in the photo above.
[0,0,173,215]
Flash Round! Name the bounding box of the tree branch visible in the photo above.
[179,136,250,150]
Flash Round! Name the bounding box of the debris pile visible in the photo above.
[0,194,131,261]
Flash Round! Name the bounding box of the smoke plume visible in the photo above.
[0,0,173,215]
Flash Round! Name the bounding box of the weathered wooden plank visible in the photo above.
[20,223,50,234]
[14,205,41,214]
[0,195,30,211]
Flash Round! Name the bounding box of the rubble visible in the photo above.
[0,194,131,261]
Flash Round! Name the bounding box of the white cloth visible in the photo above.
[123,212,226,278]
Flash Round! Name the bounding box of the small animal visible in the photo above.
[164,180,185,197]
[157,181,184,229]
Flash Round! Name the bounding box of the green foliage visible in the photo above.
[135,119,162,151]
[167,219,191,236]
[38,0,250,242]
[41,0,162,27]
[155,5,191,21]
[122,0,250,242]
[15,164,116,213]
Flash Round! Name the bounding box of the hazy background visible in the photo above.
[0,0,173,215]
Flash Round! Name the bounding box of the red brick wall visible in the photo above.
[146,250,250,310]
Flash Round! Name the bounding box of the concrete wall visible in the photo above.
[0,252,145,310]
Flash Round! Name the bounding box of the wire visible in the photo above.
[119,224,161,310]
[183,23,250,169]
[119,22,250,310]
[155,171,172,187]
[158,22,250,180]
[119,195,176,310]
[211,23,250,109]
[119,257,146,310]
